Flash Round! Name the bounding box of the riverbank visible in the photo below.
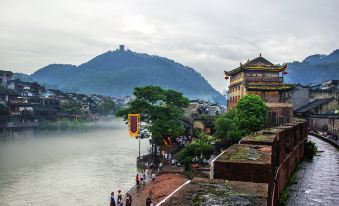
[0,116,117,137]
[126,167,187,206]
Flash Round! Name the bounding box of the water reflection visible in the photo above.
[0,118,149,206]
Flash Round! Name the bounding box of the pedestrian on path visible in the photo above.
[110,192,116,206]
[142,170,146,184]
[136,174,140,186]
[125,193,131,206]
[158,162,163,173]
[151,172,156,182]
[127,193,132,206]
[146,197,152,206]
[140,171,144,184]
[117,190,122,203]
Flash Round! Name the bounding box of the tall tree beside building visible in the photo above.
[116,86,190,145]
[236,94,268,135]
[214,94,268,144]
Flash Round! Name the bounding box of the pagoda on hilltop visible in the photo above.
[225,54,295,117]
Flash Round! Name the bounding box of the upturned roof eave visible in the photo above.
[225,64,287,76]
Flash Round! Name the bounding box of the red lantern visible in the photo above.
[283,71,288,75]
[225,76,229,80]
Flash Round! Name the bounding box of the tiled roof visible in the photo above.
[225,56,287,76]
[295,97,334,113]
[0,70,13,75]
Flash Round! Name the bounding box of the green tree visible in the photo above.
[61,102,81,114]
[214,112,236,139]
[235,94,268,135]
[214,94,268,145]
[177,132,215,170]
[116,86,190,146]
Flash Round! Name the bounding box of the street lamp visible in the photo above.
[332,110,339,140]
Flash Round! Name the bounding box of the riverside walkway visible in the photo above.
[286,135,339,206]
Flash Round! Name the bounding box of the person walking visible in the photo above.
[146,197,152,206]
[158,162,163,173]
[140,171,144,184]
[125,193,131,206]
[142,170,146,184]
[136,174,140,186]
[117,190,122,203]
[127,193,132,206]
[110,192,116,206]
[151,172,156,182]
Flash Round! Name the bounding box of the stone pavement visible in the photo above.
[286,135,339,206]
[127,168,187,206]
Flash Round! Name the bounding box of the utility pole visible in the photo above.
[139,137,141,159]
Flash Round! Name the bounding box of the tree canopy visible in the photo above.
[214,94,268,145]
[236,94,268,135]
[116,86,190,145]
[177,132,215,169]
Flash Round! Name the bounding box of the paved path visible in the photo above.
[286,135,339,206]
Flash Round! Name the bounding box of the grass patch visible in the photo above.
[228,147,262,161]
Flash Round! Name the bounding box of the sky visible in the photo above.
[1,0,339,92]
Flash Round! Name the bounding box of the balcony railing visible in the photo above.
[245,76,283,82]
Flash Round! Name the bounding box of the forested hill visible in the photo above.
[285,49,339,85]
[31,48,224,104]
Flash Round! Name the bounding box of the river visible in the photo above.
[0,118,149,206]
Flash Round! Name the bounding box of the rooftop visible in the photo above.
[225,55,287,76]
[295,97,334,113]
[0,70,13,75]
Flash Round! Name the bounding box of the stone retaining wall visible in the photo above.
[212,119,308,206]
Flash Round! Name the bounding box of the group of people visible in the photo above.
[175,135,192,147]
[110,190,132,206]
[136,169,156,186]
[312,130,338,141]
[162,151,180,167]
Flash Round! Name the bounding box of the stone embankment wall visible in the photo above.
[211,119,308,206]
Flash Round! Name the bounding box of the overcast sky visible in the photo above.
[1,0,339,92]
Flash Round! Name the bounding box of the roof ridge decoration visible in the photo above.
[224,55,287,76]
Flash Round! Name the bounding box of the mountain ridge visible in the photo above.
[285,49,339,84]
[31,48,225,103]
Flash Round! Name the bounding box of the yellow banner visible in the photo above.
[128,114,140,138]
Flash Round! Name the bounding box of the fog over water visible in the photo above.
[0,118,149,206]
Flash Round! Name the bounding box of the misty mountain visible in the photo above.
[31,47,224,103]
[285,49,339,85]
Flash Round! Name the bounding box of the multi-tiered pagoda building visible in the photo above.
[225,55,295,117]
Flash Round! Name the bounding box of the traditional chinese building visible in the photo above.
[225,54,295,117]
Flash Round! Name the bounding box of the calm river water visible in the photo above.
[0,118,149,206]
